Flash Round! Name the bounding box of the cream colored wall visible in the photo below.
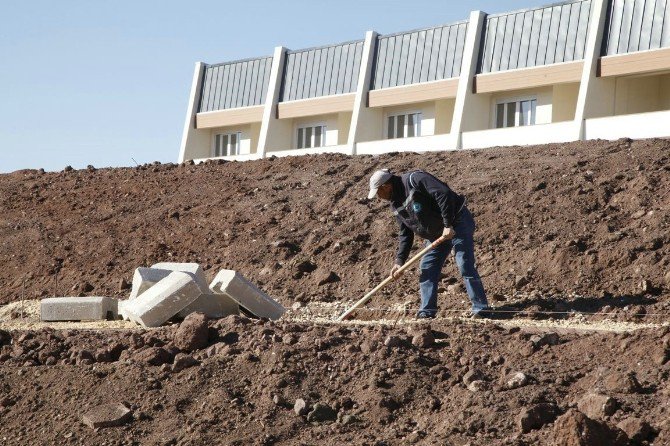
[355,107,384,142]
[264,118,293,153]
[461,92,490,131]
[583,77,616,118]
[434,99,455,134]
[249,122,261,154]
[613,74,670,115]
[661,74,670,109]
[552,83,580,122]
[338,112,352,145]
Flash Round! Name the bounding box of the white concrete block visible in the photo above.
[118,299,130,321]
[123,271,202,328]
[210,270,285,320]
[129,267,172,299]
[177,293,239,319]
[150,262,209,291]
[40,296,118,321]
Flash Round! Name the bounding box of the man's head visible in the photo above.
[368,169,393,200]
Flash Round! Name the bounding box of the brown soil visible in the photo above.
[1,138,670,444]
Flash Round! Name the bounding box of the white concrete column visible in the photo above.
[178,62,206,163]
[348,30,378,155]
[257,46,287,158]
[450,11,487,150]
[574,0,610,140]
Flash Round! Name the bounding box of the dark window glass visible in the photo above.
[297,128,304,149]
[396,115,405,138]
[314,126,322,147]
[387,116,394,139]
[222,134,229,155]
[305,127,313,148]
[407,114,415,137]
[496,104,505,128]
[506,102,516,127]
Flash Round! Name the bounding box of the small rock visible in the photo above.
[530,332,560,348]
[514,275,529,289]
[577,393,617,419]
[462,369,485,386]
[339,414,358,425]
[384,335,402,348]
[517,403,561,433]
[467,380,488,392]
[306,403,337,423]
[82,403,132,429]
[616,417,652,443]
[603,371,641,394]
[291,302,303,311]
[447,283,465,294]
[411,331,435,348]
[172,353,198,372]
[272,394,287,406]
[504,372,529,390]
[133,347,172,366]
[82,282,94,293]
[553,409,628,445]
[315,269,340,286]
[174,313,209,352]
[294,399,308,416]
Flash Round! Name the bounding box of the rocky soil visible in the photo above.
[1,137,670,444]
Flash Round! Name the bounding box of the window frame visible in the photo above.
[385,111,422,139]
[494,96,537,129]
[295,123,327,149]
[212,131,242,157]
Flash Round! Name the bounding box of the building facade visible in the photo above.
[179,0,670,163]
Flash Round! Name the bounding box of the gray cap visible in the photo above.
[367,169,392,199]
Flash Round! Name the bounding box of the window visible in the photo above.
[214,132,241,156]
[495,99,536,128]
[387,112,421,139]
[296,125,326,149]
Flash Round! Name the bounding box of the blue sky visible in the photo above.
[1,0,527,173]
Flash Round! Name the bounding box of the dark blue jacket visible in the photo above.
[390,171,466,265]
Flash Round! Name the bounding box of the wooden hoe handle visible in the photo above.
[337,235,449,321]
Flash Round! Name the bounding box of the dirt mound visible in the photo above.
[1,138,670,444]
[1,317,669,444]
[2,138,670,319]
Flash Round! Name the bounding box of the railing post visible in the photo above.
[450,11,487,150]
[348,30,378,156]
[574,0,610,141]
[258,46,287,158]
[178,62,206,163]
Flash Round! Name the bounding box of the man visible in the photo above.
[368,168,490,319]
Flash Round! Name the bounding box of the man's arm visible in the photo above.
[395,218,414,265]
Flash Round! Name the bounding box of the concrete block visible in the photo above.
[177,293,239,319]
[123,271,202,328]
[210,270,285,320]
[151,262,208,290]
[40,296,118,322]
[129,267,172,299]
[118,299,130,321]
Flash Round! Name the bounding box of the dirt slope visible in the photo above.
[1,137,669,312]
[1,138,670,445]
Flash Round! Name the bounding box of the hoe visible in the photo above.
[337,234,449,321]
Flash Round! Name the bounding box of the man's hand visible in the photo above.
[442,226,456,240]
[390,263,403,280]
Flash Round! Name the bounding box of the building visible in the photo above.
[179,0,670,163]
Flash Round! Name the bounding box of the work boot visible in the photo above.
[416,311,436,320]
